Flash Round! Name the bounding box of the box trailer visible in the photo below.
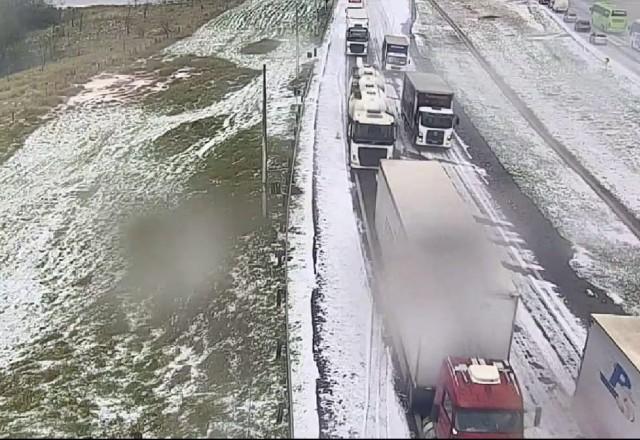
[374,159,523,437]
[574,314,640,438]
[401,72,458,147]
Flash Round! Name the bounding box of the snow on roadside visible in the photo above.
[413,0,640,311]
[285,0,409,437]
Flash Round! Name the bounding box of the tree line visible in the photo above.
[0,0,60,63]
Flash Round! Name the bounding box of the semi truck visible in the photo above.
[382,34,410,71]
[374,159,524,438]
[346,7,369,56]
[574,314,640,438]
[401,72,459,148]
[347,71,395,169]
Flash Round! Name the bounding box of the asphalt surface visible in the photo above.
[351,0,625,323]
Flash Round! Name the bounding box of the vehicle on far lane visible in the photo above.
[552,0,569,13]
[590,2,628,33]
[589,32,608,45]
[630,19,640,51]
[538,0,549,5]
[575,19,592,33]
[563,11,577,23]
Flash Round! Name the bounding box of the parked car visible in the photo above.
[563,11,578,23]
[575,19,592,32]
[589,32,608,45]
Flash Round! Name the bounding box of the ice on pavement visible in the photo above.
[413,0,640,312]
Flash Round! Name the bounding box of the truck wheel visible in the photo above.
[423,419,436,439]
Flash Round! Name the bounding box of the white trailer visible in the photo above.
[374,159,519,395]
[574,314,640,438]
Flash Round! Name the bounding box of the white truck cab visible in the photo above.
[416,106,458,148]
[382,34,410,71]
[346,8,369,56]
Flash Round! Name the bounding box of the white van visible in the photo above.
[552,0,569,13]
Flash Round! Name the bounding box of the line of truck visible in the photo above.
[345,4,459,169]
[374,158,640,438]
[341,2,640,438]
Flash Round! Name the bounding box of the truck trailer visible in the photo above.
[345,8,369,56]
[574,314,640,438]
[401,72,458,148]
[374,159,523,438]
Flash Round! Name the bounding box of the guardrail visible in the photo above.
[282,1,336,437]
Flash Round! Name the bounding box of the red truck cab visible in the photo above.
[430,357,524,439]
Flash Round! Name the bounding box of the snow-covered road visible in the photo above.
[287,1,409,437]
[286,0,618,437]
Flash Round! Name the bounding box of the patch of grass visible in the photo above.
[144,55,258,115]
[152,115,225,158]
[240,38,282,55]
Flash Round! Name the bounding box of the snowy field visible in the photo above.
[413,0,640,313]
[0,0,319,436]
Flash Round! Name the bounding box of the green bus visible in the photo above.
[590,2,628,33]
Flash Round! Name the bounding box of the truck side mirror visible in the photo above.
[534,406,542,427]
[454,116,460,126]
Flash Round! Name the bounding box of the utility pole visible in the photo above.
[262,64,268,219]
[295,6,300,78]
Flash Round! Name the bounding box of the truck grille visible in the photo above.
[358,147,388,167]
[426,130,444,145]
[349,43,365,54]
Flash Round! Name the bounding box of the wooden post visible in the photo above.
[262,64,268,218]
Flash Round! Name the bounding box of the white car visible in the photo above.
[563,11,577,23]
[589,32,608,45]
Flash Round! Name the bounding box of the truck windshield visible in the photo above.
[386,44,408,55]
[353,122,395,145]
[420,113,454,129]
[347,28,369,42]
[455,409,523,434]
[417,93,453,109]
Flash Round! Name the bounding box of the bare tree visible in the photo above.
[124,2,133,36]
[143,1,150,19]
[160,20,171,39]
